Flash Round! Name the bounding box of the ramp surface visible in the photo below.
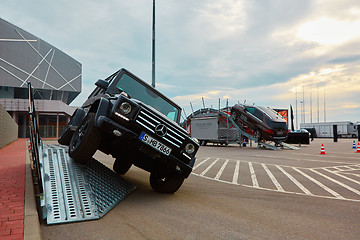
[39,144,136,225]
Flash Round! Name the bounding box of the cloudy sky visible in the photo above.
[2,0,360,125]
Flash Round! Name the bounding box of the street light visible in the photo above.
[152,0,155,88]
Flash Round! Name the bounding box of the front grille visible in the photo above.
[135,109,185,148]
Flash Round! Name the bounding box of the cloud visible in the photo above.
[297,18,360,45]
[1,0,359,123]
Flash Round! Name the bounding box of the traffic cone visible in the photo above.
[352,141,357,149]
[356,143,360,153]
[320,144,326,155]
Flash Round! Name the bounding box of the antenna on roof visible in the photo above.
[190,102,194,114]
[202,97,205,108]
[182,108,188,119]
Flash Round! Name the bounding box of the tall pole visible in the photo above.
[324,81,326,122]
[302,81,305,123]
[152,0,156,88]
[317,84,319,122]
[295,81,298,129]
[310,82,312,123]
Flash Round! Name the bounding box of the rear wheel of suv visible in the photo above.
[150,172,185,193]
[113,157,132,175]
[58,113,75,146]
[69,112,102,164]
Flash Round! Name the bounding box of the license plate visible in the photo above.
[139,132,172,156]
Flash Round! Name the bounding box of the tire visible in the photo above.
[113,158,132,175]
[69,112,102,164]
[253,130,261,141]
[150,172,185,194]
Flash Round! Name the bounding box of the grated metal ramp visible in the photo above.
[39,144,136,225]
[280,142,300,150]
[228,117,282,150]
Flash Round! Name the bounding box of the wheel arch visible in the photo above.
[93,97,110,127]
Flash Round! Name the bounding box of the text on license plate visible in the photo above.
[139,132,172,156]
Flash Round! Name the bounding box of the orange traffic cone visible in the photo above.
[320,144,326,154]
[356,143,360,153]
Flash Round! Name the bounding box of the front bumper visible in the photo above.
[96,116,194,178]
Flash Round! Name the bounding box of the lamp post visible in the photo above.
[152,0,156,88]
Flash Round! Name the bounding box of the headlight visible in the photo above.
[119,102,132,115]
[185,143,195,155]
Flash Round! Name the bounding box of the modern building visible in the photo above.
[0,17,81,138]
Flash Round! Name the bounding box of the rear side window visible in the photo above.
[246,107,263,121]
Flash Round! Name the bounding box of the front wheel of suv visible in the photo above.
[150,172,185,194]
[69,112,102,164]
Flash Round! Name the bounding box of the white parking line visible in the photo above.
[200,158,219,176]
[293,168,345,199]
[276,166,312,195]
[193,158,210,170]
[311,169,360,196]
[232,160,240,184]
[324,168,360,185]
[262,163,284,192]
[215,159,229,180]
[248,162,259,188]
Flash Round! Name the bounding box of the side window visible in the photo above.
[246,107,256,115]
[253,109,263,121]
[246,107,263,121]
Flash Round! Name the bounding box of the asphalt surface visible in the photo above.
[40,139,360,240]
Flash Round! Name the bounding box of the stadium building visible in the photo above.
[0,18,81,138]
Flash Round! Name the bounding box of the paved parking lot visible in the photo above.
[193,140,360,202]
[40,138,360,240]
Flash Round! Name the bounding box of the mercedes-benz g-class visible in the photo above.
[59,68,199,193]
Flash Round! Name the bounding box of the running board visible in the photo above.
[38,144,136,225]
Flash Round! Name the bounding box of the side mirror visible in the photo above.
[95,79,109,90]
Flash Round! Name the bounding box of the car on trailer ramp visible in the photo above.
[231,104,288,144]
[59,68,199,193]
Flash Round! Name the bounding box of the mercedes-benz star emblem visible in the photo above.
[155,124,167,137]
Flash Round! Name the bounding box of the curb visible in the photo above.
[24,143,42,240]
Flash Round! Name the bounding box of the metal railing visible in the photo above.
[27,82,43,194]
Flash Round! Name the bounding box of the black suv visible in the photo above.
[59,68,199,193]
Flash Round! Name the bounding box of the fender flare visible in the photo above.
[57,108,86,145]
[94,97,110,127]
[71,108,86,128]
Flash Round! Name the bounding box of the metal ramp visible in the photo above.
[227,116,282,150]
[38,144,136,225]
[280,142,300,150]
[27,82,136,225]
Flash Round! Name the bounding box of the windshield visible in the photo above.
[115,73,179,122]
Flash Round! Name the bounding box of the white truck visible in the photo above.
[300,122,358,138]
